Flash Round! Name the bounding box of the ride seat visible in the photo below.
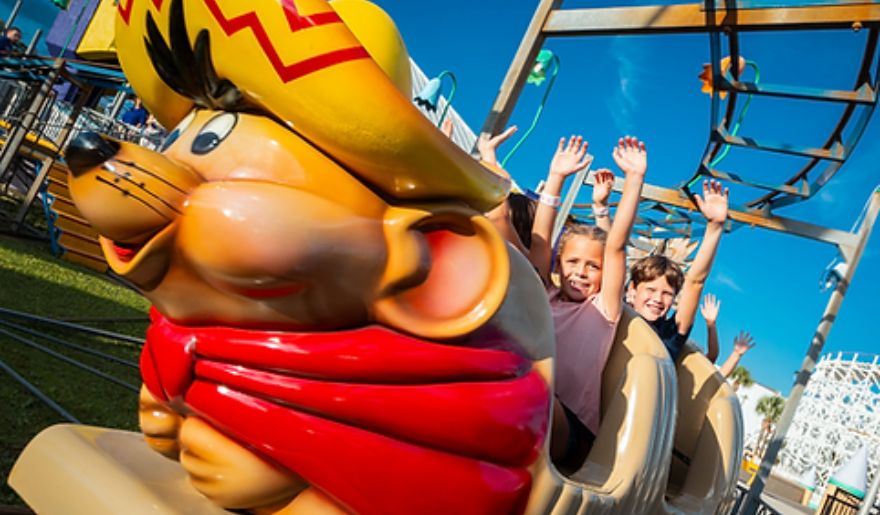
[662,343,744,515]
[526,306,678,515]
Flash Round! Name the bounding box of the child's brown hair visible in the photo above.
[558,222,607,255]
[508,192,537,249]
[629,255,685,292]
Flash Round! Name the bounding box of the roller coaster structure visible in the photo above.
[776,352,880,508]
[0,1,879,513]
[480,1,880,512]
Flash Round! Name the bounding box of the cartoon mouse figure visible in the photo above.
[65,0,555,513]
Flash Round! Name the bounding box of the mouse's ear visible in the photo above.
[373,205,510,340]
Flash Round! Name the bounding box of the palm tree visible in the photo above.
[730,366,755,391]
[754,395,785,458]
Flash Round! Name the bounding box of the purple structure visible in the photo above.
[45,0,100,59]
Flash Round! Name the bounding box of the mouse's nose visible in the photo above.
[66,132,120,176]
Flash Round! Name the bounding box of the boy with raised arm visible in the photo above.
[628,180,729,361]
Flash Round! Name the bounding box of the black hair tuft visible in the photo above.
[143,0,250,112]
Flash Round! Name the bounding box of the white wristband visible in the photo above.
[593,206,609,218]
[539,193,560,208]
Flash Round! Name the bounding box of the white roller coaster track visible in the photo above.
[776,352,880,504]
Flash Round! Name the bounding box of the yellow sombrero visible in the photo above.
[114,0,508,212]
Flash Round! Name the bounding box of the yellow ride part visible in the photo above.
[0,119,60,158]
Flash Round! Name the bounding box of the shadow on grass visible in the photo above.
[0,256,149,506]
[0,235,149,332]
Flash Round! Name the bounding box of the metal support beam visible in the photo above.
[108,88,128,120]
[587,176,860,248]
[0,59,61,216]
[714,128,846,162]
[552,156,593,246]
[12,82,92,230]
[739,187,880,515]
[5,1,22,29]
[476,0,562,148]
[25,29,43,56]
[700,166,811,198]
[543,2,880,37]
[718,78,877,105]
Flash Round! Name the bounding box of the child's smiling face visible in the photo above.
[558,235,604,301]
[630,276,677,322]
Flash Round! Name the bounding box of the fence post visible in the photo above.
[12,81,93,231]
[0,59,62,206]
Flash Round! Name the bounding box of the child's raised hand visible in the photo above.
[549,135,590,178]
[611,136,647,178]
[733,331,755,356]
[700,293,720,324]
[694,179,729,224]
[477,126,518,166]
[591,168,615,206]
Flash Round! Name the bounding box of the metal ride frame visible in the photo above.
[478,1,880,513]
[0,306,144,425]
[0,54,138,233]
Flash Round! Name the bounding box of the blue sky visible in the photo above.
[7,0,880,393]
[378,0,880,395]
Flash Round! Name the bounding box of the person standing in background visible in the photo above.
[0,26,24,54]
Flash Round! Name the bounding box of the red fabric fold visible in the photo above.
[186,382,533,515]
[193,322,530,383]
[141,312,548,515]
[195,360,548,466]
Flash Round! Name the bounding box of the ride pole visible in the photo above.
[739,187,880,514]
[0,59,62,200]
[857,459,880,515]
[25,29,42,56]
[4,1,22,29]
[12,82,93,231]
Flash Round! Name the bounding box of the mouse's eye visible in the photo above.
[160,110,196,152]
[191,112,237,155]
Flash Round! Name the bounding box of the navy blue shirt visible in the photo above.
[121,106,148,127]
[0,36,18,54]
[649,311,691,361]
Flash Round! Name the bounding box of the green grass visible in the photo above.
[0,188,50,234]
[0,234,150,505]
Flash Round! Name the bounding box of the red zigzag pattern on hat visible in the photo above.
[117,0,369,82]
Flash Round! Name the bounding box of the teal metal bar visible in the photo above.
[0,327,140,393]
[436,71,457,127]
[500,52,561,169]
[0,357,80,423]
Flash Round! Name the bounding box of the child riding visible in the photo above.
[529,135,647,472]
[628,180,729,361]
